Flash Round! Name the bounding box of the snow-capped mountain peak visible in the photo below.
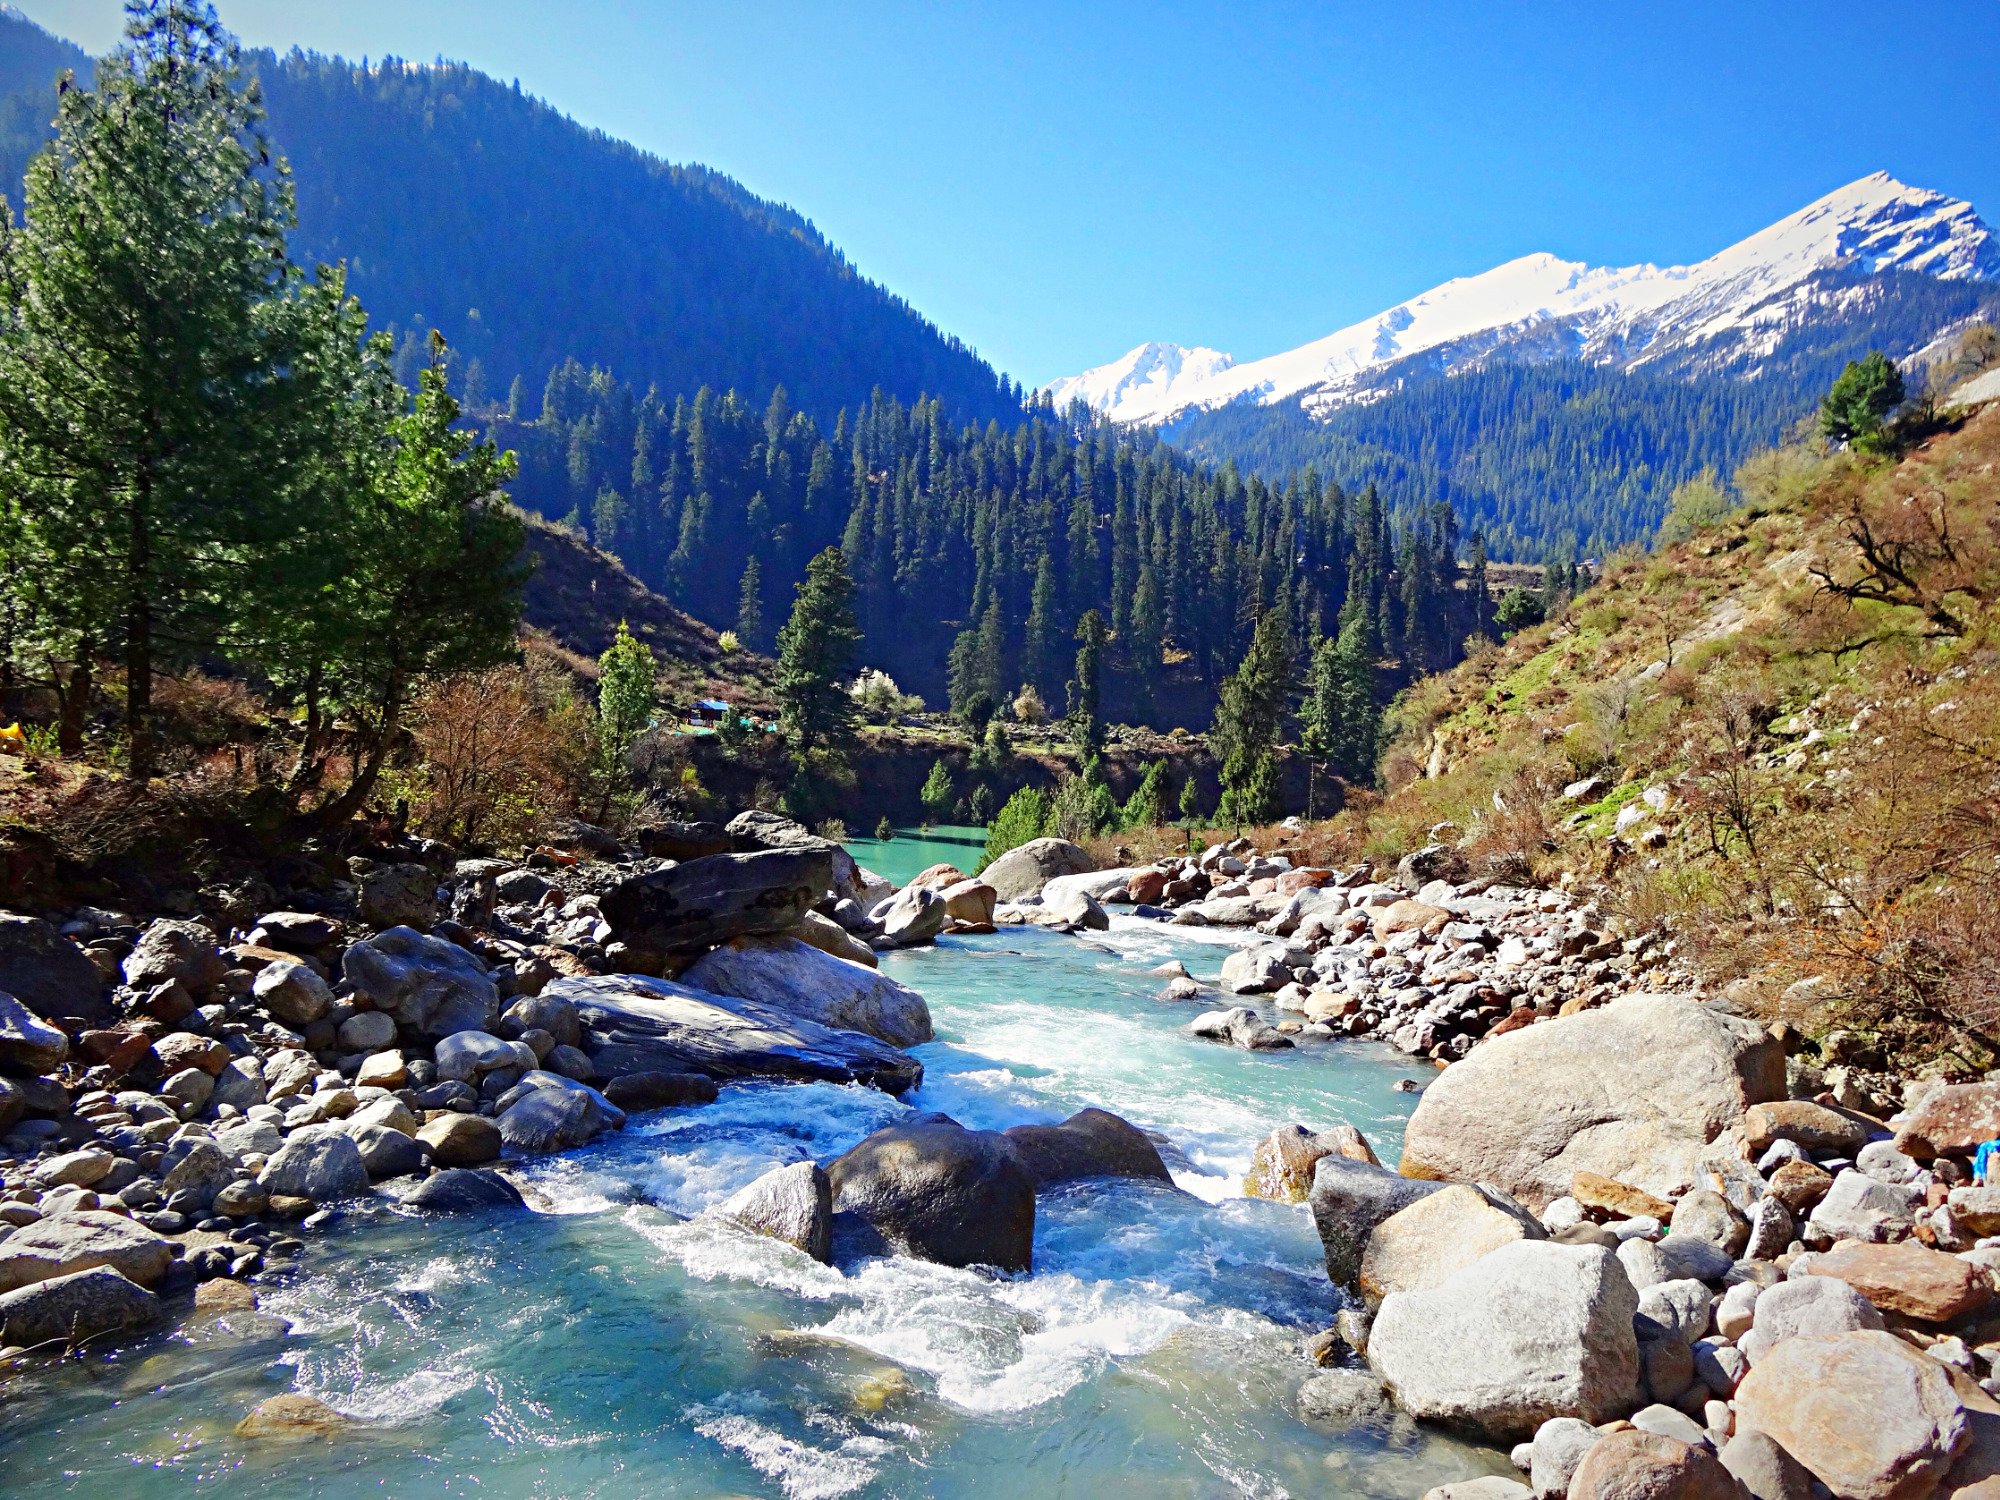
[1045,173,1999,425]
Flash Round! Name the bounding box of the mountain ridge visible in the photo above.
[1047,172,2000,426]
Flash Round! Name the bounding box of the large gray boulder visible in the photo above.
[122,918,226,993]
[0,1266,162,1348]
[982,838,1093,903]
[725,809,861,898]
[356,861,438,930]
[1221,946,1292,994]
[601,847,830,955]
[0,1210,174,1292]
[714,1161,833,1262]
[403,1168,525,1213]
[342,927,500,1038]
[492,1072,626,1154]
[258,1127,370,1202]
[1309,1155,1445,1291]
[1399,993,1786,1210]
[1738,1275,1885,1365]
[0,989,69,1074]
[562,972,923,1095]
[1001,1108,1172,1188]
[877,884,949,947]
[681,936,933,1047]
[826,1114,1036,1272]
[1367,1241,1642,1441]
[0,913,109,1024]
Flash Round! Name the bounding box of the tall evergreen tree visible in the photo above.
[775,545,862,761]
[1211,610,1294,826]
[1066,608,1108,756]
[735,555,764,647]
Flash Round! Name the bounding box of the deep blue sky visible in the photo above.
[18,2,2000,387]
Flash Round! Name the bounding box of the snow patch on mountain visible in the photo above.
[1045,173,2000,426]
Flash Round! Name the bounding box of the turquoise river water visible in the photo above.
[0,918,1515,1497]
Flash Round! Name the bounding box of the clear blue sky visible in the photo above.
[17,1,2000,387]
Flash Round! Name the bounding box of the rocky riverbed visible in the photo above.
[3,813,1995,1498]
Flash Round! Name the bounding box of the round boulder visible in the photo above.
[826,1114,1035,1272]
[1000,1108,1172,1189]
[1567,1431,1740,1500]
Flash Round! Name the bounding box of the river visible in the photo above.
[0,920,1513,1498]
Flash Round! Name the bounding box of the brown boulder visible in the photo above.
[1896,1084,2000,1161]
[236,1393,349,1440]
[1243,1122,1378,1202]
[940,879,997,925]
[1805,1242,1993,1324]
[1373,899,1447,940]
[1125,868,1170,905]
[1572,1171,1675,1223]
[1766,1159,1836,1216]
[154,1031,232,1076]
[1733,1330,1968,1500]
[1743,1099,1871,1156]
[1276,868,1335,896]
[907,863,967,891]
[1567,1431,1741,1500]
[1360,1182,1543,1302]
[414,1113,501,1167]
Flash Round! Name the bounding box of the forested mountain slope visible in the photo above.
[0,10,1021,426]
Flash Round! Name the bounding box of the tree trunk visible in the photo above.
[314,679,402,832]
[127,450,156,780]
[286,661,326,800]
[54,656,90,757]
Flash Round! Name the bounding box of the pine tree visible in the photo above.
[1065,608,1107,756]
[596,621,658,751]
[1324,605,1380,785]
[775,546,862,760]
[919,758,953,824]
[1211,610,1294,826]
[0,0,360,776]
[1820,352,1905,453]
[736,555,765,647]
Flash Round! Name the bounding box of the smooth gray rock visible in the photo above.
[122,919,225,993]
[1636,1314,1694,1404]
[252,959,332,1027]
[1692,1337,1747,1396]
[600,847,830,955]
[563,972,923,1095]
[1669,1190,1749,1257]
[209,1055,266,1111]
[1001,1108,1172,1188]
[0,1265,161,1348]
[435,1029,536,1082]
[826,1114,1035,1272]
[1309,1155,1445,1290]
[337,1010,398,1053]
[246,911,339,952]
[1398,993,1786,1211]
[1806,1169,1917,1244]
[0,990,68,1074]
[1530,1415,1601,1499]
[402,1168,525,1212]
[981,838,1093,902]
[1637,1278,1713,1343]
[1718,1430,1813,1500]
[1367,1241,1642,1441]
[1189,1005,1293,1050]
[0,913,110,1024]
[258,1128,369,1203]
[357,861,438,930]
[1738,1275,1884,1364]
[1656,1236,1735,1284]
[161,1139,237,1206]
[600,1070,718,1113]
[1221,946,1292,995]
[878,884,948,946]
[0,1210,173,1291]
[714,1161,832,1263]
[500,993,582,1049]
[680,935,933,1047]
[342,927,499,1038]
[493,1073,626,1154]
[352,1122,427,1179]
[1040,883,1109,931]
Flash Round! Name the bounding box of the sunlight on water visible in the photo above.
[0,924,1512,1498]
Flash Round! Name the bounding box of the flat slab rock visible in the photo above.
[559,972,923,1094]
[680,934,933,1048]
[1801,1241,1993,1324]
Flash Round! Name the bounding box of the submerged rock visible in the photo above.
[826,1114,1035,1272]
[402,1168,526,1213]
[236,1393,351,1441]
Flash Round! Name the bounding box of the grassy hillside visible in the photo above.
[1313,397,2000,1068]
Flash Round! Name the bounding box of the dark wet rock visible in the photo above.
[600,1070,719,1113]
[493,1072,626,1153]
[122,918,226,994]
[714,1161,833,1262]
[635,820,733,862]
[827,1114,1036,1273]
[258,1128,370,1203]
[342,927,500,1039]
[352,1122,428,1179]
[403,1167,526,1212]
[601,847,830,955]
[0,912,111,1024]
[0,1265,162,1348]
[564,972,923,1095]
[1001,1108,1173,1189]
[356,861,439,930]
